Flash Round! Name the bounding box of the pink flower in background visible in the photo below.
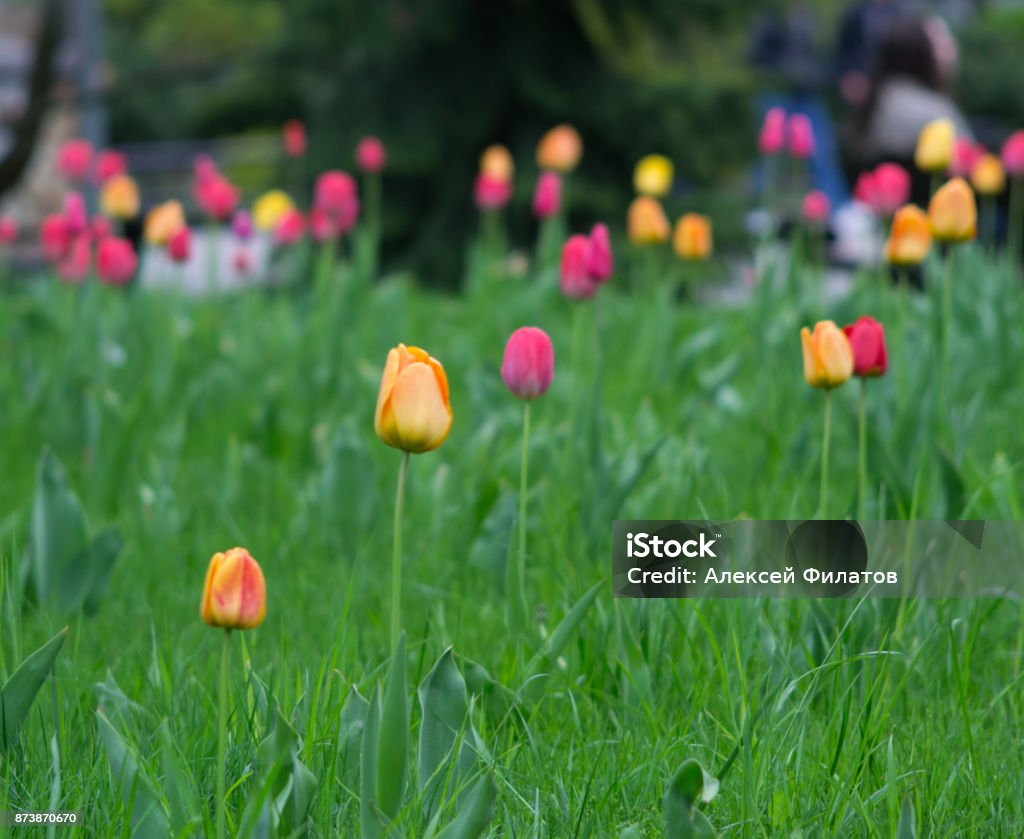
[193,154,219,186]
[0,215,17,245]
[233,248,251,275]
[949,138,983,178]
[854,163,909,217]
[40,214,71,261]
[96,236,137,285]
[502,327,555,400]
[559,234,595,299]
[57,235,91,283]
[801,190,831,226]
[309,207,339,243]
[91,216,113,239]
[1001,130,1024,177]
[63,192,88,236]
[231,210,254,241]
[787,114,815,159]
[474,172,512,211]
[356,136,387,173]
[95,150,127,184]
[167,226,192,263]
[283,119,307,158]
[759,107,786,156]
[57,139,93,181]
[585,223,613,283]
[532,171,561,219]
[196,176,241,221]
[273,209,306,246]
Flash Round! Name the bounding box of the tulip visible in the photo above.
[57,139,93,181]
[231,210,254,241]
[144,200,186,246]
[787,114,815,159]
[884,204,931,266]
[559,234,595,299]
[480,145,514,181]
[915,118,954,173]
[57,235,91,284]
[283,119,307,158]
[1001,130,1024,177]
[253,190,295,231]
[633,154,673,198]
[40,214,71,261]
[356,136,387,173]
[854,163,910,217]
[627,196,669,245]
[843,316,886,516]
[91,217,113,240]
[167,226,192,263]
[585,223,613,283]
[63,192,88,237]
[193,154,219,187]
[949,138,982,179]
[759,107,786,156]
[1003,130,1024,260]
[272,209,306,246]
[197,176,241,221]
[96,236,137,285]
[309,207,339,243]
[100,174,140,220]
[314,170,358,215]
[672,213,712,260]
[95,150,128,184]
[801,191,830,226]
[0,215,17,246]
[532,171,561,219]
[474,172,512,211]
[536,124,583,173]
[928,177,976,243]
[970,153,1005,196]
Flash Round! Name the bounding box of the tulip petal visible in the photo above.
[374,348,401,438]
[390,362,452,453]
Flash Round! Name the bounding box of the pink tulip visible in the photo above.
[57,139,93,181]
[273,209,306,246]
[759,107,786,156]
[949,138,983,178]
[854,163,909,217]
[1001,130,1024,177]
[474,173,512,211]
[95,150,127,184]
[502,326,555,400]
[57,235,91,283]
[585,223,613,283]
[196,176,240,221]
[801,190,831,226]
[532,171,562,219]
[559,234,595,299]
[314,171,360,229]
[63,192,88,236]
[309,207,339,243]
[0,215,17,245]
[356,136,387,173]
[193,154,219,187]
[283,120,307,158]
[91,216,113,239]
[96,236,137,285]
[167,227,192,263]
[231,210,254,241]
[40,214,71,261]
[787,114,815,159]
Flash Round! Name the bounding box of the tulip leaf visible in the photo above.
[430,771,497,839]
[665,759,719,839]
[619,826,643,839]
[896,795,917,839]
[158,719,198,837]
[0,627,68,753]
[360,686,384,839]
[336,685,369,790]
[96,711,171,839]
[376,633,409,820]
[256,705,319,835]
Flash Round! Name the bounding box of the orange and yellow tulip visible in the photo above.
[143,200,185,246]
[672,213,712,260]
[536,124,582,173]
[627,196,669,246]
[100,174,139,220]
[480,144,514,181]
[375,344,453,454]
[801,321,854,389]
[928,177,976,243]
[884,205,931,266]
[914,118,954,173]
[970,154,1005,196]
[200,547,266,630]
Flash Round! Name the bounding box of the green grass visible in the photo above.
[1,238,1023,837]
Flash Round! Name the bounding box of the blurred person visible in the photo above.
[834,0,911,109]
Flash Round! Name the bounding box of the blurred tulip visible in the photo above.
[356,136,387,173]
[231,209,254,241]
[200,547,266,629]
[787,114,815,159]
[95,150,127,184]
[0,215,17,245]
[585,223,613,283]
[949,138,982,178]
[502,327,555,400]
[197,176,241,221]
[283,119,307,158]
[309,207,339,243]
[57,236,91,284]
[801,320,854,389]
[759,107,786,156]
[91,217,112,239]
[627,196,669,245]
[474,172,512,210]
[167,226,192,263]
[272,208,306,246]
[928,177,976,243]
[40,214,71,261]
[884,205,931,266]
[1001,130,1024,177]
[96,236,137,285]
[672,213,713,260]
[253,190,295,231]
[532,171,562,219]
[57,139,93,181]
[193,154,219,187]
[233,248,251,275]
[374,344,453,454]
[854,163,910,216]
[100,174,140,220]
[843,316,887,377]
[479,144,514,182]
[560,234,595,299]
[801,191,831,226]
[144,200,186,246]
[914,118,954,173]
[536,124,583,173]
[970,154,1005,196]
[633,154,674,197]
[63,192,88,237]
[314,170,357,214]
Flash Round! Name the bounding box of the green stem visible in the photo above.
[216,628,231,839]
[940,246,955,407]
[858,379,867,519]
[515,401,531,629]
[366,171,382,282]
[1010,177,1023,269]
[819,390,832,518]
[390,451,410,651]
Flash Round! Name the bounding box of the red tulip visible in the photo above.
[196,176,240,221]
[502,327,555,400]
[273,209,306,246]
[854,163,909,217]
[532,171,561,219]
[167,227,192,263]
[801,190,830,226]
[559,234,595,299]
[787,114,815,159]
[57,139,93,181]
[759,107,786,156]
[57,235,91,283]
[474,172,512,211]
[314,171,360,233]
[63,192,88,237]
[843,316,887,377]
[193,154,219,188]
[0,215,17,245]
[95,150,128,184]
[309,207,339,243]
[283,119,307,158]
[585,223,613,283]
[1002,130,1024,177]
[91,216,113,239]
[96,236,137,285]
[356,136,387,173]
[40,214,71,261]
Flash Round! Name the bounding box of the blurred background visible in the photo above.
[1,0,1023,282]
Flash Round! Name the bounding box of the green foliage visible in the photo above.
[0,628,67,753]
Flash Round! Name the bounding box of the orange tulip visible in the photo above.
[144,200,186,246]
[914,118,954,173]
[672,213,712,260]
[627,196,669,245]
[970,153,1005,196]
[200,547,266,630]
[100,174,139,220]
[480,144,514,181]
[928,177,976,243]
[884,205,931,266]
[801,321,854,389]
[536,124,582,173]
[375,344,453,454]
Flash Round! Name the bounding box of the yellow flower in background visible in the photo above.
[884,205,932,266]
[536,124,583,173]
[626,196,669,245]
[801,321,854,389]
[633,155,674,197]
[480,144,514,181]
[928,177,976,243]
[970,154,1005,196]
[99,174,139,220]
[914,118,954,173]
[143,200,185,246]
[200,547,266,630]
[253,190,296,231]
[672,213,712,260]
[375,344,453,454]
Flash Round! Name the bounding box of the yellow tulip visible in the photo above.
[914,118,955,173]
[633,154,673,197]
[970,154,1005,196]
[480,144,514,181]
[801,321,854,389]
[375,344,453,454]
[200,547,266,630]
[626,196,669,245]
[253,190,296,231]
[143,200,185,246]
[672,213,712,260]
[99,174,139,220]
[928,177,976,243]
[536,124,583,173]
[884,204,932,266]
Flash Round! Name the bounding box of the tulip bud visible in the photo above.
[356,136,387,173]
[759,107,786,156]
[283,119,307,158]
[57,235,91,284]
[949,138,982,178]
[63,192,88,237]
[627,196,669,246]
[309,208,339,243]
[559,234,595,299]
[970,154,1005,196]
[801,191,830,227]
[633,154,674,198]
[40,214,71,261]
[57,139,93,182]
[200,547,266,630]
[585,223,613,283]
[273,209,306,246]
[96,150,128,184]
[474,173,512,211]
[915,118,954,173]
[502,327,554,400]
[480,145,514,181]
[315,171,358,215]
[672,213,713,260]
[884,204,931,266]
[801,320,854,389]
[96,236,137,285]
[374,344,453,454]
[787,114,815,159]
[0,215,18,245]
[854,163,910,217]
[536,124,583,173]
[167,227,192,263]
[197,176,241,222]
[100,174,140,220]
[144,200,186,246]
[253,190,295,232]
[843,316,887,377]
[532,171,562,219]
[1001,130,1024,177]
[928,177,976,243]
[231,210,254,241]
